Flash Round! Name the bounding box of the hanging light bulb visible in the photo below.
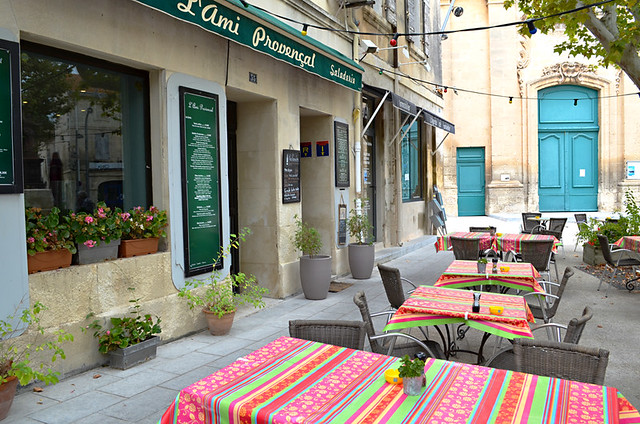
[509,97,513,104]
[390,33,399,47]
[301,24,308,36]
[527,21,537,34]
[574,99,578,106]
[239,0,249,7]
[444,87,448,93]
[378,68,384,75]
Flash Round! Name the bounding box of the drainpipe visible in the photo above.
[347,10,362,214]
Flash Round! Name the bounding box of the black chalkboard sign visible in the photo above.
[0,39,22,194]
[179,87,222,276]
[334,121,349,187]
[282,150,300,203]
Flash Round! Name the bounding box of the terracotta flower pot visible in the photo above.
[27,249,72,274]
[118,238,159,258]
[0,376,19,420]
[203,310,235,336]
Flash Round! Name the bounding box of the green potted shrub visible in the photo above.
[0,301,74,419]
[477,257,488,273]
[397,355,425,396]
[84,288,162,369]
[292,215,332,300]
[346,203,375,279]
[118,206,168,257]
[68,202,124,264]
[178,228,269,335]
[25,207,77,273]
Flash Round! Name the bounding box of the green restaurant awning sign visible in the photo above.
[132,0,363,91]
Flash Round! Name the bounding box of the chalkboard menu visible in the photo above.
[334,121,350,187]
[282,149,300,203]
[180,87,222,276]
[0,39,22,194]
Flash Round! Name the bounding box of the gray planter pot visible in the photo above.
[582,243,605,266]
[299,255,331,300]
[108,336,159,370]
[402,376,423,396]
[75,239,121,265]
[477,262,487,273]
[348,244,375,279]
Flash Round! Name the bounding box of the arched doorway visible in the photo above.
[538,85,598,211]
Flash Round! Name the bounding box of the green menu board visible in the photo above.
[180,88,221,276]
[0,40,22,193]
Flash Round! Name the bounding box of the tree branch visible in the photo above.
[578,0,617,51]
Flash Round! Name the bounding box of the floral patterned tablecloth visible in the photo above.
[159,336,640,424]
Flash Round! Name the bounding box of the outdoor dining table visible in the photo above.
[433,259,546,293]
[493,232,562,254]
[383,285,535,362]
[434,231,493,253]
[158,336,640,423]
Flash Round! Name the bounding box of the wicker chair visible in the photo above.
[288,320,366,350]
[450,236,480,261]
[377,263,417,311]
[352,291,445,359]
[512,338,609,385]
[519,239,555,281]
[521,212,541,234]
[484,305,592,371]
[597,234,640,297]
[523,267,574,324]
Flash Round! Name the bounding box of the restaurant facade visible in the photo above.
[0,0,452,376]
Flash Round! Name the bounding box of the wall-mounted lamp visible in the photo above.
[359,39,379,60]
[441,1,464,40]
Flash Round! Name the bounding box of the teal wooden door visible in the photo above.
[538,86,598,211]
[457,147,485,216]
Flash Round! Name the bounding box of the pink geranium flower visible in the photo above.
[85,216,94,224]
[84,240,97,248]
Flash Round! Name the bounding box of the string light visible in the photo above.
[301,24,308,36]
[509,97,513,104]
[526,21,538,34]
[390,33,398,47]
[444,87,448,93]
[574,99,578,106]
[248,0,613,39]
[378,68,384,75]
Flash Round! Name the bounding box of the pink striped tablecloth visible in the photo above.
[434,232,493,253]
[494,233,562,254]
[384,286,535,340]
[159,336,640,424]
[614,236,640,253]
[434,260,545,293]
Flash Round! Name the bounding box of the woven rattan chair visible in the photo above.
[512,338,609,385]
[450,236,480,261]
[521,212,541,234]
[485,306,592,371]
[353,291,445,359]
[519,239,555,281]
[288,320,366,350]
[523,267,574,324]
[377,263,417,311]
[597,234,640,297]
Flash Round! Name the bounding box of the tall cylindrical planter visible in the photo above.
[299,255,332,300]
[348,244,375,279]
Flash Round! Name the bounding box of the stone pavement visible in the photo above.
[5,214,639,423]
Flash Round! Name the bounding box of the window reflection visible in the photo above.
[21,46,149,213]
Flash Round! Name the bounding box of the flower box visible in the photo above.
[27,249,72,274]
[108,336,159,370]
[582,243,605,266]
[74,239,121,265]
[118,238,159,258]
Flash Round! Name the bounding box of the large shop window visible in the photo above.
[401,118,422,201]
[21,43,150,212]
